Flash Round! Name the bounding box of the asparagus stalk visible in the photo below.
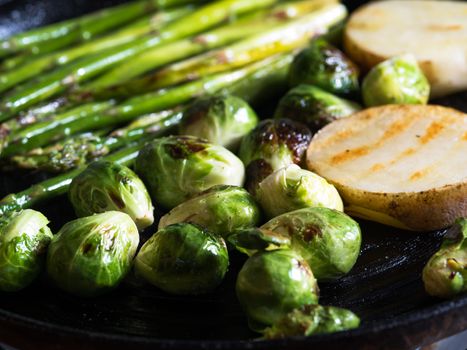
[86,0,330,89]
[0,0,195,59]
[1,56,280,158]
[0,7,192,94]
[1,101,116,157]
[0,0,278,121]
[0,142,143,216]
[135,3,347,91]
[9,109,181,173]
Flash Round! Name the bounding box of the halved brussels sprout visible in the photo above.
[362,54,430,107]
[47,211,139,297]
[263,304,360,339]
[69,161,154,230]
[256,164,343,219]
[238,119,312,193]
[179,94,258,151]
[135,135,245,209]
[288,38,359,95]
[261,207,361,281]
[274,84,360,132]
[0,209,52,292]
[236,249,319,328]
[135,223,229,295]
[158,185,261,238]
[423,217,467,298]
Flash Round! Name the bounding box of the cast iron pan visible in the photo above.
[0,1,466,349]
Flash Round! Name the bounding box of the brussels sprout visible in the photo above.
[288,39,359,95]
[135,223,229,295]
[261,207,361,281]
[0,210,52,292]
[236,249,319,328]
[238,119,312,193]
[47,211,139,297]
[179,94,259,151]
[256,164,343,219]
[158,185,261,239]
[263,304,360,339]
[135,135,245,209]
[69,161,154,230]
[362,54,430,107]
[423,218,467,298]
[228,227,291,254]
[274,84,361,132]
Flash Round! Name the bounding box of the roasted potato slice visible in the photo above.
[307,104,467,231]
[344,0,467,98]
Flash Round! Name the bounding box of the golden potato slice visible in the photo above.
[344,0,467,98]
[306,104,467,231]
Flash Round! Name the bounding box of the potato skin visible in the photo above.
[332,180,467,231]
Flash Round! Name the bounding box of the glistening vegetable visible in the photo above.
[0,209,53,292]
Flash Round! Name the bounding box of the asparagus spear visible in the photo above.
[0,142,143,216]
[129,3,347,91]
[1,101,116,157]
[1,55,281,158]
[9,110,181,173]
[87,0,332,89]
[0,7,192,94]
[0,0,195,59]
[0,0,278,121]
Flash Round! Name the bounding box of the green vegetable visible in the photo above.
[288,38,359,95]
[236,249,319,328]
[0,143,143,216]
[158,185,261,238]
[179,94,258,151]
[143,3,347,90]
[362,54,430,107]
[274,84,361,132]
[255,164,343,219]
[0,0,279,118]
[47,211,139,297]
[423,218,467,298]
[135,135,245,209]
[69,161,154,230]
[263,304,360,339]
[0,209,52,292]
[261,207,361,281]
[135,223,229,295]
[238,119,312,193]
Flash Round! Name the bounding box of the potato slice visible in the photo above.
[306,104,467,231]
[344,0,467,98]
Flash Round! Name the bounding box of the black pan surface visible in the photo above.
[0,1,467,349]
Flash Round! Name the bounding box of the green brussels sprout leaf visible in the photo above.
[263,304,360,339]
[423,217,467,298]
[0,209,52,292]
[228,227,291,253]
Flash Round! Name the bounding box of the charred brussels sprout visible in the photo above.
[288,39,359,95]
[179,94,258,151]
[135,135,245,209]
[0,210,52,292]
[274,84,360,132]
[263,304,360,339]
[69,161,154,230]
[236,249,319,328]
[238,119,312,193]
[47,211,139,297]
[135,223,229,295]
[261,207,361,281]
[256,165,343,219]
[158,185,261,238]
[362,54,430,107]
[423,218,467,298]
